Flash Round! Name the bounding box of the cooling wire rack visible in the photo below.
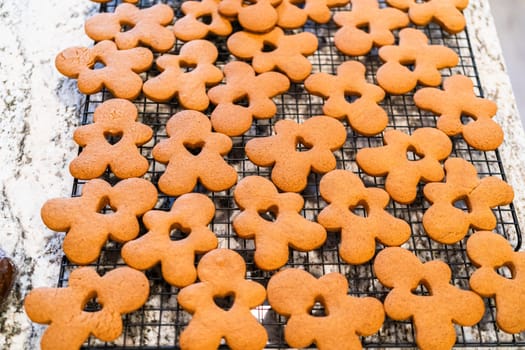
[54,0,525,348]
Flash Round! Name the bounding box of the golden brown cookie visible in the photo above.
[414,74,503,151]
[376,28,459,94]
[245,116,347,193]
[233,176,326,270]
[152,110,237,196]
[178,248,267,350]
[142,40,223,109]
[374,247,485,350]
[69,99,153,179]
[40,178,157,265]
[85,3,175,52]
[318,170,411,264]
[304,60,387,136]
[174,0,233,41]
[208,61,290,136]
[267,268,384,349]
[387,0,469,34]
[122,193,217,288]
[227,27,318,82]
[24,267,149,350]
[467,231,525,334]
[356,127,452,204]
[333,0,409,56]
[55,40,153,100]
[423,158,514,244]
[276,0,349,29]
[218,0,281,33]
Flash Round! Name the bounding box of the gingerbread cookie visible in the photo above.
[178,249,267,350]
[85,3,175,52]
[152,110,237,196]
[374,247,485,350]
[356,127,452,204]
[387,0,469,34]
[304,60,387,136]
[267,269,384,349]
[40,178,157,265]
[376,28,459,94]
[122,193,217,288]
[69,99,153,179]
[318,170,411,264]
[423,158,514,244]
[227,27,318,82]
[142,40,223,109]
[218,0,281,33]
[414,74,503,151]
[276,0,350,29]
[174,0,232,41]
[233,176,326,270]
[55,40,153,100]
[208,61,290,136]
[245,116,347,193]
[333,0,409,56]
[467,231,525,334]
[24,267,149,350]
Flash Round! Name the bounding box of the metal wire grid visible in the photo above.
[52,0,525,348]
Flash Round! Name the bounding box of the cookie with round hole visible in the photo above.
[174,0,233,41]
[276,0,350,29]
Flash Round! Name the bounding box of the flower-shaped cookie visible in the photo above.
[267,269,384,350]
[84,3,175,52]
[55,40,153,100]
[318,170,411,264]
[276,0,350,29]
[24,267,149,350]
[142,40,223,109]
[374,247,485,350]
[333,0,409,56]
[122,193,217,287]
[152,110,237,196]
[245,116,347,193]
[467,231,525,334]
[304,60,387,136]
[174,0,233,41]
[227,27,318,82]
[40,178,157,264]
[423,158,514,244]
[218,0,281,33]
[356,127,452,204]
[69,99,153,179]
[414,74,503,151]
[387,0,469,34]
[233,176,326,270]
[208,61,290,136]
[376,28,459,94]
[178,249,267,350]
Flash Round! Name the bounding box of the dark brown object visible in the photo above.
[0,255,15,303]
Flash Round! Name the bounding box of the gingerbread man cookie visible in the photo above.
[333,0,409,56]
[69,99,153,179]
[414,74,503,151]
[85,3,175,52]
[142,40,223,109]
[40,178,157,265]
[24,267,149,350]
[227,27,318,82]
[423,158,514,244]
[208,61,290,136]
[218,0,281,33]
[374,247,485,350]
[174,0,233,41]
[276,0,350,29]
[55,40,153,100]
[356,127,452,204]
[178,249,267,350]
[233,176,326,270]
[318,170,411,264]
[467,231,525,334]
[152,110,237,196]
[267,269,384,350]
[122,193,217,288]
[245,116,347,193]
[376,28,459,94]
[304,60,387,136]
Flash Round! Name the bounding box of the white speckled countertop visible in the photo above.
[0,0,524,349]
